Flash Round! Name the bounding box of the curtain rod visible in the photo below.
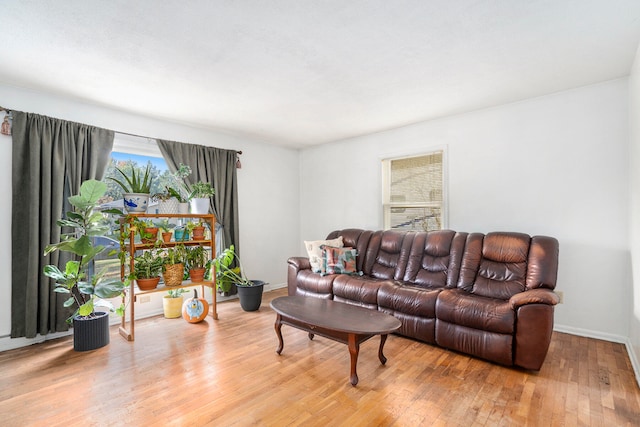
[115,129,242,155]
[0,107,242,155]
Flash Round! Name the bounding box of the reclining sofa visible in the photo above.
[287,229,559,370]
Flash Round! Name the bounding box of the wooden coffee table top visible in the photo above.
[270,295,401,335]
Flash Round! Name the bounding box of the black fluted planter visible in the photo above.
[237,280,265,311]
[73,311,110,352]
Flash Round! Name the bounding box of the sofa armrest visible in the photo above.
[509,288,560,309]
[287,256,311,271]
[287,257,311,296]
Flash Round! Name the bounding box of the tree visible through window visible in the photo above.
[382,150,446,231]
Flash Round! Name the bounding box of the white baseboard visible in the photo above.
[0,283,288,353]
[554,323,640,389]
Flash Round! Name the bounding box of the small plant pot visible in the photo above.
[163,296,184,318]
[157,197,180,214]
[141,227,159,243]
[123,193,150,213]
[190,198,210,214]
[191,226,205,241]
[136,277,160,291]
[161,232,172,243]
[189,267,206,283]
[163,264,184,286]
[174,229,190,241]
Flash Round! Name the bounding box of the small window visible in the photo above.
[382,150,446,231]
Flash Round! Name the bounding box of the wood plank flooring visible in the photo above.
[1,288,639,426]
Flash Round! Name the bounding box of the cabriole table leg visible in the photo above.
[275,314,284,355]
[348,333,360,386]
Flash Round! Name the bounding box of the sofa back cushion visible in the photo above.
[403,230,467,288]
[458,232,531,300]
[361,230,414,280]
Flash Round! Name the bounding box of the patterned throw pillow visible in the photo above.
[321,245,358,276]
[304,236,344,273]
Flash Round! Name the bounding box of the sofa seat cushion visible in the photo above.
[435,321,513,366]
[332,275,388,309]
[377,282,441,318]
[436,289,515,334]
[294,270,337,299]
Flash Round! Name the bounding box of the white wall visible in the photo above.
[300,79,631,340]
[0,84,299,346]
[629,42,640,383]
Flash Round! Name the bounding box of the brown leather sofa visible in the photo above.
[287,229,560,370]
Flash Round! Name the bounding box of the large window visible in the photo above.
[382,149,446,231]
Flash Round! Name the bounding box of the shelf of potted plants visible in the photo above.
[118,212,217,341]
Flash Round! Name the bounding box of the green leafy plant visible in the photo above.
[43,180,127,322]
[170,163,215,201]
[162,244,187,267]
[109,164,153,194]
[188,181,215,199]
[213,245,252,293]
[186,246,208,269]
[152,186,187,203]
[156,218,174,233]
[133,250,164,279]
[166,288,187,298]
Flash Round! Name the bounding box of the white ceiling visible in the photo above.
[1,1,640,148]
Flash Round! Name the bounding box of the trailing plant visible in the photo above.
[43,180,127,322]
[109,163,153,194]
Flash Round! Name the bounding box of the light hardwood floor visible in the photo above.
[1,288,639,426]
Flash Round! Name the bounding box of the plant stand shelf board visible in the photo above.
[270,296,402,386]
[119,213,218,341]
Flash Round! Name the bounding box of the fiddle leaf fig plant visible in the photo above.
[43,180,127,322]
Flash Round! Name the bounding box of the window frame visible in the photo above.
[381,146,448,231]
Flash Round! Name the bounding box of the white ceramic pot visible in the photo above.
[122,193,149,213]
[190,198,210,214]
[157,197,180,214]
[178,202,189,214]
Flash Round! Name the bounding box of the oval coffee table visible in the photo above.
[270,295,402,386]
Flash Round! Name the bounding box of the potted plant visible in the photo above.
[213,245,264,311]
[162,244,187,286]
[138,219,159,244]
[157,218,174,243]
[173,225,190,242]
[188,181,215,214]
[43,180,127,351]
[109,164,153,213]
[163,288,187,318]
[133,249,164,290]
[186,245,208,283]
[190,220,206,241]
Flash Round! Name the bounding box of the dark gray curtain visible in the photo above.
[11,112,114,338]
[157,139,239,258]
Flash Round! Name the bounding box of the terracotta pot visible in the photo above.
[136,277,160,290]
[191,226,205,241]
[161,232,172,243]
[141,227,159,243]
[189,267,206,283]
